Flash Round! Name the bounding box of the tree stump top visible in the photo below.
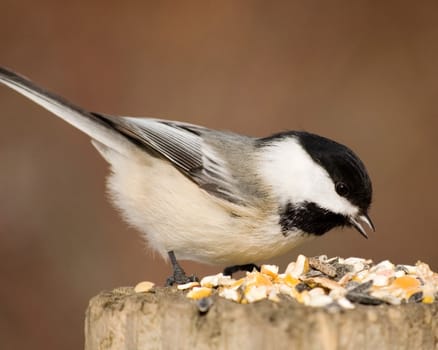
[85,286,438,350]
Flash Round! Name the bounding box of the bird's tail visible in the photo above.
[0,67,136,155]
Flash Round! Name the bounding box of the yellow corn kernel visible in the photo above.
[186,287,212,300]
[422,295,434,304]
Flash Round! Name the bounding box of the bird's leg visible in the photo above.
[223,263,260,276]
[166,251,198,286]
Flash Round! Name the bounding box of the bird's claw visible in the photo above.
[166,272,198,286]
[166,250,199,286]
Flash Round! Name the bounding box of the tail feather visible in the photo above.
[0,67,135,155]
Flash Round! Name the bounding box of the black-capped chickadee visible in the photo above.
[0,67,374,284]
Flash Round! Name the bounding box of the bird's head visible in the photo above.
[257,131,374,237]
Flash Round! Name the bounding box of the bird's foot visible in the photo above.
[166,250,199,286]
[223,263,260,276]
[166,272,198,286]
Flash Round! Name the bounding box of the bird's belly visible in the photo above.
[105,154,310,265]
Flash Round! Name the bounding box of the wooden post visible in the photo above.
[85,287,438,350]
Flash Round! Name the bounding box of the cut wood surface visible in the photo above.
[85,286,438,350]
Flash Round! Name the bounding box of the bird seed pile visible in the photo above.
[168,255,438,309]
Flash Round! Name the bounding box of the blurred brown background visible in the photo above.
[1,1,437,349]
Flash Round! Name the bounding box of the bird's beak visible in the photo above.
[349,213,375,239]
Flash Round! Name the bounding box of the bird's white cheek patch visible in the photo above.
[258,138,359,217]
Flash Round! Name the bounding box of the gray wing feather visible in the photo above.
[99,115,248,204]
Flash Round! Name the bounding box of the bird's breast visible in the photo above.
[104,152,312,265]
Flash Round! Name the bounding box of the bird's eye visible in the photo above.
[335,182,350,197]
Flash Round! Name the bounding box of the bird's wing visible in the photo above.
[0,67,250,205]
[98,115,247,205]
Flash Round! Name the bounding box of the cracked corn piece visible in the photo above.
[285,254,309,278]
[390,276,421,299]
[186,287,212,300]
[260,264,279,279]
[200,273,232,288]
